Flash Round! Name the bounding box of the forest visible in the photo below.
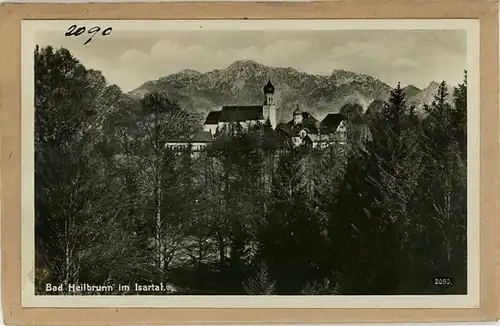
[34,45,467,296]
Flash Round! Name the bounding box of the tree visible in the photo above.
[34,46,144,292]
[120,91,199,287]
[332,83,424,294]
[34,46,95,148]
[331,147,402,294]
[369,83,423,232]
[415,81,467,293]
[339,102,364,124]
[255,144,329,294]
[365,99,385,126]
[452,71,467,158]
[243,263,276,295]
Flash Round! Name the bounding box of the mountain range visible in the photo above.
[128,60,454,122]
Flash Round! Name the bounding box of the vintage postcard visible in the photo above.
[1,1,499,325]
[22,19,481,308]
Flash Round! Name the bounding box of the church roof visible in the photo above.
[320,113,346,133]
[166,130,213,143]
[263,78,275,94]
[204,111,221,125]
[219,105,264,122]
[191,131,214,142]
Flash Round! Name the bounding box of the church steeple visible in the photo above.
[293,104,303,125]
[262,78,276,129]
[263,78,275,94]
[263,78,275,106]
[293,104,302,116]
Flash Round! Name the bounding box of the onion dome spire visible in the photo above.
[293,104,302,116]
[263,78,275,94]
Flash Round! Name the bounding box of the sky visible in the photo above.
[36,29,467,93]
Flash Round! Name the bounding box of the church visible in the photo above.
[202,78,350,148]
[166,79,352,151]
[203,78,278,135]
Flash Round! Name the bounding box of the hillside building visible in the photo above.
[203,78,277,135]
[164,130,213,154]
[166,78,363,151]
[275,106,348,148]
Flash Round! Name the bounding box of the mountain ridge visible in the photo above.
[129,60,454,122]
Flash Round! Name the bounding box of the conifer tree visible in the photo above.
[255,144,329,293]
[452,71,467,158]
[415,80,467,292]
[243,263,276,295]
[332,83,423,294]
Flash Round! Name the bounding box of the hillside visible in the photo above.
[129,60,452,122]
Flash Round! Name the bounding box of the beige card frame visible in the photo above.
[0,1,499,324]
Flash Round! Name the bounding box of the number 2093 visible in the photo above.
[434,277,452,285]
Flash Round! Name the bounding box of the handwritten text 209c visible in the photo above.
[65,25,113,45]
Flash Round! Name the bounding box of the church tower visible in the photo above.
[262,78,277,129]
[293,105,303,125]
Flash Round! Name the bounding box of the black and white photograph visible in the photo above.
[21,19,479,308]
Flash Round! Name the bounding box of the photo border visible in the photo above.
[1,1,499,324]
[20,18,481,309]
